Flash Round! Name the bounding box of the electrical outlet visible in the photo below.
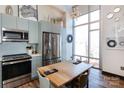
[120,66,124,70]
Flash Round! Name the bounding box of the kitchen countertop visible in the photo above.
[0,54,42,61]
[38,61,92,87]
[0,57,2,61]
[30,53,42,57]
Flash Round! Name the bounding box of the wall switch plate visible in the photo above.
[120,66,124,70]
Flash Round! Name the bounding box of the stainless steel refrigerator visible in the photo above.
[42,32,60,66]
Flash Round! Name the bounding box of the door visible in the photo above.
[0,14,1,43]
[61,28,66,60]
[31,56,42,79]
[40,21,51,32]
[16,18,29,31]
[42,32,60,66]
[42,32,51,64]
[51,33,60,59]
[29,20,38,43]
[2,60,31,81]
[2,14,17,29]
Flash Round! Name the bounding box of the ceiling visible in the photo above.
[52,5,73,13]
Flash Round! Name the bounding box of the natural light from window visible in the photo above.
[74,9,100,68]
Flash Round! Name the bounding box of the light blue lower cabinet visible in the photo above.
[0,62,1,88]
[0,14,2,43]
[31,55,42,79]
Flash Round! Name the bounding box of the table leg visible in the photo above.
[86,70,90,88]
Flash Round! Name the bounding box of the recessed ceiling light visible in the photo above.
[107,13,114,19]
[114,7,121,13]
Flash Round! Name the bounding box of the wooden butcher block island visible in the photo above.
[38,61,92,87]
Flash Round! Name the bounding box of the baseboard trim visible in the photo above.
[102,71,124,80]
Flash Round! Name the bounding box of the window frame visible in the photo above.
[73,8,100,67]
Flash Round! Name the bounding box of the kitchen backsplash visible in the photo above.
[0,42,28,57]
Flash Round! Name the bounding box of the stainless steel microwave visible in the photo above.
[2,28,29,42]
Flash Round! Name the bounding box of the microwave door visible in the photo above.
[2,30,29,42]
[3,31,23,39]
[24,32,28,40]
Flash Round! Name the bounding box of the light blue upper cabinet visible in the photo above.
[28,20,38,43]
[0,14,2,43]
[2,14,17,29]
[52,24,60,33]
[16,18,29,31]
[40,21,61,33]
[60,28,66,60]
[40,21,51,32]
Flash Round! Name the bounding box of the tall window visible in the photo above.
[74,9,100,68]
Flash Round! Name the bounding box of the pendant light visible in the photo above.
[71,6,80,18]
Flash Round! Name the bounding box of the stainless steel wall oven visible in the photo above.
[2,54,31,88]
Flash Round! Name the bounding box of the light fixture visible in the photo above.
[114,7,121,13]
[115,17,120,22]
[106,13,114,19]
[71,6,80,18]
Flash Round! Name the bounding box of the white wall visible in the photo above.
[0,5,18,16]
[77,5,99,14]
[65,12,73,60]
[0,5,64,21]
[101,5,124,76]
[77,5,88,15]
[38,5,64,21]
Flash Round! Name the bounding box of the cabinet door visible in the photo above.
[31,57,37,79]
[40,21,51,32]
[36,56,42,67]
[0,14,2,43]
[29,20,38,43]
[2,14,17,29]
[0,59,2,87]
[61,28,66,60]
[31,56,42,79]
[52,24,60,33]
[16,18,28,31]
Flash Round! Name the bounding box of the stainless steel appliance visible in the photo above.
[42,32,60,66]
[2,53,31,88]
[2,28,29,42]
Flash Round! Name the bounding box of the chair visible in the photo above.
[37,71,55,88]
[71,72,89,88]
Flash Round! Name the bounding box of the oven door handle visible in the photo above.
[2,59,32,66]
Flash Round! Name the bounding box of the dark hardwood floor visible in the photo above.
[17,68,124,88]
[17,79,39,88]
[89,68,124,88]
